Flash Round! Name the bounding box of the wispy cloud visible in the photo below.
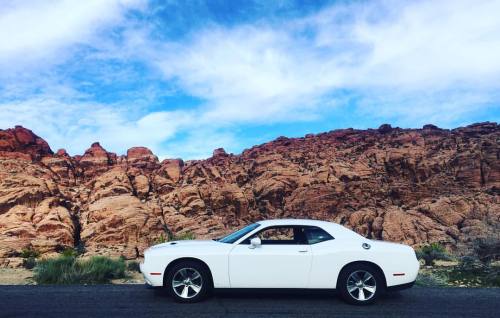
[0,0,145,70]
[0,0,498,159]
[153,0,500,124]
[0,98,184,154]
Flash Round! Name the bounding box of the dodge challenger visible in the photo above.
[140,219,419,304]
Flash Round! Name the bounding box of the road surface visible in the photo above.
[0,285,498,318]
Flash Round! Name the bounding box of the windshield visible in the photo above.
[217,223,260,244]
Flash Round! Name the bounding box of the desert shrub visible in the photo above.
[173,231,195,241]
[443,235,500,287]
[20,247,40,259]
[34,256,125,284]
[20,247,40,269]
[153,233,167,244]
[446,254,500,287]
[75,256,126,283]
[471,237,500,264]
[127,261,141,273]
[153,231,195,245]
[415,271,448,287]
[487,267,500,287]
[457,255,485,273]
[61,248,78,258]
[416,243,452,266]
[34,256,76,284]
[23,257,37,270]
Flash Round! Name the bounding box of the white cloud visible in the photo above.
[0,0,499,159]
[0,98,186,156]
[154,0,500,126]
[0,0,145,68]
[161,129,240,160]
[156,26,341,123]
[347,0,500,89]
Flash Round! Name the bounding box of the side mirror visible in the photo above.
[249,237,261,249]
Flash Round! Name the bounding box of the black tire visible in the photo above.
[165,260,212,303]
[337,263,385,305]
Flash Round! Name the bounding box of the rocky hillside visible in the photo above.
[0,123,498,266]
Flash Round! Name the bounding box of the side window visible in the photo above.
[304,226,334,244]
[258,227,288,240]
[258,227,294,244]
[242,226,308,245]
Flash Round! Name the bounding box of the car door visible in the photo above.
[228,226,312,288]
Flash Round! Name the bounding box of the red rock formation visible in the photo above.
[0,126,52,160]
[0,122,498,266]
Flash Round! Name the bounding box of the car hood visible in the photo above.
[148,239,221,250]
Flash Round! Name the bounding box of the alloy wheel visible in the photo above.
[346,270,377,301]
[172,268,203,299]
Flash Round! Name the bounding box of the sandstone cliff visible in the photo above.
[0,123,498,266]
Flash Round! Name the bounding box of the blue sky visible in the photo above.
[0,0,499,159]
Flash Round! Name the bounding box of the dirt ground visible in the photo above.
[0,268,35,285]
[112,271,145,284]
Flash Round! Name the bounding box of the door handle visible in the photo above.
[298,250,308,253]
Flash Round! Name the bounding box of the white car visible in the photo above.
[140,219,419,305]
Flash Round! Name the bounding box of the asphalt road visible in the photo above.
[0,285,498,318]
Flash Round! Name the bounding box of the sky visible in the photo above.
[0,0,499,159]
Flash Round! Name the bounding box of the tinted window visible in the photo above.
[242,226,308,245]
[304,227,333,244]
[259,227,294,242]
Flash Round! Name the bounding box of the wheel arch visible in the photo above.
[337,260,387,289]
[163,257,214,287]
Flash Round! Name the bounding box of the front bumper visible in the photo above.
[140,261,163,287]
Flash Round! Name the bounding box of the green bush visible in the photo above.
[23,257,37,270]
[457,255,485,273]
[415,271,448,287]
[34,256,126,284]
[471,237,500,264]
[127,261,141,273]
[20,247,40,269]
[20,247,40,259]
[61,248,78,258]
[34,256,75,284]
[446,255,500,287]
[416,243,452,266]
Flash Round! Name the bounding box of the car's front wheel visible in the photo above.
[165,261,212,303]
[337,263,384,305]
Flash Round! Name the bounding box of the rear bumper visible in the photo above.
[386,280,415,292]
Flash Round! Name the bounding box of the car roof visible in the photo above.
[256,219,333,227]
[255,219,363,240]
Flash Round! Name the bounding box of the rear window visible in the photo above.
[304,227,333,244]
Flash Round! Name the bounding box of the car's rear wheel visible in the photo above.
[337,263,384,305]
[165,261,211,303]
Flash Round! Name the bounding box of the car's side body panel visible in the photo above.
[308,239,419,288]
[229,244,312,288]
